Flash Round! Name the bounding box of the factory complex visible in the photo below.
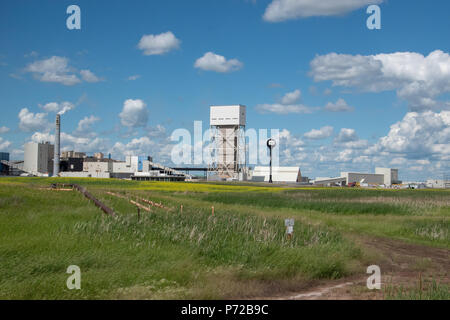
[0,105,448,189]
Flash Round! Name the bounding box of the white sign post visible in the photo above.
[285,218,294,239]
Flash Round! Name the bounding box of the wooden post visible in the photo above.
[137,206,141,221]
[180,204,183,214]
[211,206,214,216]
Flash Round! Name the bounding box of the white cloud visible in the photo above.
[374,111,450,159]
[390,157,407,166]
[0,137,11,150]
[11,149,24,159]
[127,74,141,81]
[80,69,103,83]
[30,131,107,153]
[40,101,75,115]
[25,56,80,86]
[119,99,149,128]
[275,112,450,180]
[194,52,243,73]
[25,56,102,86]
[335,128,358,142]
[325,98,354,112]
[75,115,100,133]
[138,31,180,55]
[304,126,334,140]
[30,131,54,143]
[281,89,301,104]
[18,108,49,132]
[0,126,10,134]
[255,103,315,114]
[146,124,166,137]
[110,135,172,163]
[263,0,382,22]
[310,50,450,111]
[256,88,316,114]
[111,137,154,156]
[336,149,354,163]
[341,139,369,149]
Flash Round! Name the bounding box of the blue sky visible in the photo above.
[1,0,449,181]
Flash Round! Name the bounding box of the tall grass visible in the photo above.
[0,181,360,299]
[384,278,450,300]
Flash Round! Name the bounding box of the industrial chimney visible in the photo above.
[53,114,60,176]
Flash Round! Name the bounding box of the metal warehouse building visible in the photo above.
[314,168,400,187]
[251,166,302,183]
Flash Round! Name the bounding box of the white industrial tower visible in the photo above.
[208,105,247,181]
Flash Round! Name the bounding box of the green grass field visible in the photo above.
[0,177,448,299]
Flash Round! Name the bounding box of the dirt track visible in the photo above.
[254,236,449,300]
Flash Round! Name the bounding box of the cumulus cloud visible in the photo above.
[263,0,382,22]
[75,115,100,133]
[138,31,180,55]
[371,111,450,159]
[40,101,75,115]
[281,89,301,104]
[18,108,49,132]
[80,69,103,83]
[310,50,450,111]
[256,88,316,114]
[335,128,358,142]
[25,56,102,86]
[25,56,80,85]
[111,137,154,156]
[119,99,149,128]
[304,126,334,140]
[0,137,11,150]
[325,98,354,112]
[194,52,243,73]
[110,135,173,164]
[275,112,449,180]
[30,131,107,153]
[0,126,10,134]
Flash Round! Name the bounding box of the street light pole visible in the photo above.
[267,138,276,184]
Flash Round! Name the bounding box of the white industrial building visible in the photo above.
[208,105,247,181]
[375,168,399,185]
[62,155,188,180]
[23,142,54,176]
[251,167,302,183]
[340,172,385,185]
[83,161,112,174]
[314,168,400,187]
[426,179,449,189]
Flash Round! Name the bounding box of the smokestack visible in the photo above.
[53,114,60,176]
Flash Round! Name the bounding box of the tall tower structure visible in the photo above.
[208,105,246,181]
[53,114,61,177]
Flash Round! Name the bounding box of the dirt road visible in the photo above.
[254,236,449,300]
